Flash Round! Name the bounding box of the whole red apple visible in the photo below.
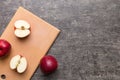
[0,39,11,57]
[40,55,58,74]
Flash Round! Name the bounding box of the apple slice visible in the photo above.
[10,55,21,70]
[17,57,27,73]
[10,55,27,73]
[14,20,30,38]
[14,20,30,29]
[14,29,30,38]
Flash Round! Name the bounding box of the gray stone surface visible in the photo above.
[0,0,120,80]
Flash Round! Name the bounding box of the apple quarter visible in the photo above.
[0,7,60,80]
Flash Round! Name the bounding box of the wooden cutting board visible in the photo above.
[0,7,60,80]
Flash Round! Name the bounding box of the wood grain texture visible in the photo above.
[0,7,60,80]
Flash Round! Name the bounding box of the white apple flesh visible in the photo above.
[14,20,30,38]
[10,55,27,73]
[14,29,30,38]
[17,57,27,73]
[10,55,21,69]
[14,20,30,29]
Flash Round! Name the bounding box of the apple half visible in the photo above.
[10,55,27,73]
[14,20,31,38]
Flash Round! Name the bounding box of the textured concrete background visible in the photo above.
[0,0,120,80]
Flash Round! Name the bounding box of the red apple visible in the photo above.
[40,55,58,74]
[0,39,11,57]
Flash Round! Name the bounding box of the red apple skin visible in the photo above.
[40,55,58,74]
[0,39,11,57]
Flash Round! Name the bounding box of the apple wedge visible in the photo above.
[10,55,27,73]
[14,20,30,38]
[17,57,27,73]
[10,55,21,70]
